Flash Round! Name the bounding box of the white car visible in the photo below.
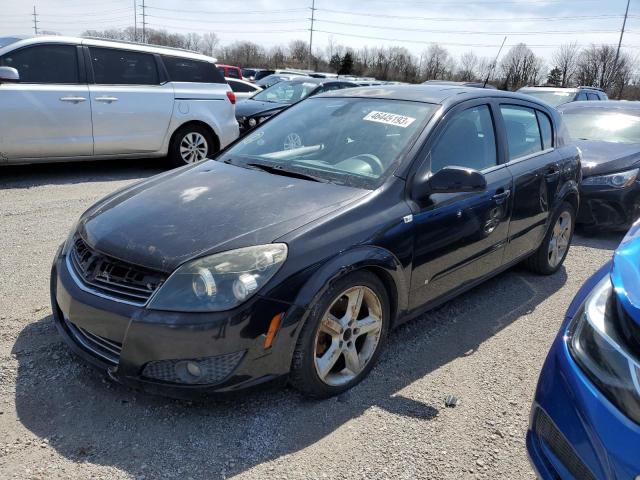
[0,35,239,167]
[225,77,261,100]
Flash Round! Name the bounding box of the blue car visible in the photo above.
[527,221,640,479]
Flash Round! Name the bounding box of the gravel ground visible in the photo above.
[0,160,624,480]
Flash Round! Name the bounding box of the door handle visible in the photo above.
[59,96,86,103]
[492,189,511,205]
[544,165,561,179]
[95,96,118,103]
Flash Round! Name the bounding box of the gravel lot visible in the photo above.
[0,160,624,480]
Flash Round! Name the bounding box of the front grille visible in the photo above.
[64,317,122,366]
[534,409,596,480]
[68,235,165,306]
[142,351,245,385]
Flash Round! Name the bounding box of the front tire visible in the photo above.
[168,124,217,168]
[290,271,390,398]
[524,201,575,275]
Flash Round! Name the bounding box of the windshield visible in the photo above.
[520,90,575,107]
[562,108,640,144]
[220,97,437,189]
[253,80,318,104]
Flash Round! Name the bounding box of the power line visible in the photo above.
[145,23,307,34]
[144,6,307,15]
[144,14,306,25]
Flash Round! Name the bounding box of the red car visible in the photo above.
[217,64,242,80]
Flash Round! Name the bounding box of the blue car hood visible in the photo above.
[612,220,640,328]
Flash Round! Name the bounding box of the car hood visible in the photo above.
[78,161,368,272]
[235,99,288,118]
[612,220,640,329]
[575,140,640,177]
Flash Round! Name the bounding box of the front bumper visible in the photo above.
[527,325,640,479]
[51,248,305,398]
[577,181,640,230]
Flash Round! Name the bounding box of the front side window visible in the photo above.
[501,105,543,160]
[163,56,223,83]
[252,80,319,104]
[576,91,588,101]
[220,97,437,189]
[430,105,497,174]
[0,44,78,83]
[561,108,640,144]
[89,47,158,85]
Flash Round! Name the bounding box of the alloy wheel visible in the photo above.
[313,286,383,386]
[548,211,572,268]
[180,132,209,163]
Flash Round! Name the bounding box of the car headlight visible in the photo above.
[148,244,287,312]
[248,118,257,127]
[582,168,639,188]
[568,275,640,423]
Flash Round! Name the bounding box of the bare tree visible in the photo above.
[500,43,544,90]
[551,42,579,87]
[457,51,478,81]
[200,32,220,58]
[421,44,452,80]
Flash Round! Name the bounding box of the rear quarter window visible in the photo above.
[163,56,224,84]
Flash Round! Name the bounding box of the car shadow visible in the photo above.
[0,158,166,190]
[572,230,625,251]
[12,264,567,479]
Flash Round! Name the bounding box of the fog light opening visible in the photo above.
[175,360,203,384]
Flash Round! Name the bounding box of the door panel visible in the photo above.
[89,83,174,154]
[0,84,92,159]
[409,166,513,309]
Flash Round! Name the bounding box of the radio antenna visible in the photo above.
[483,36,507,88]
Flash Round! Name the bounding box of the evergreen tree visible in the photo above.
[338,52,354,75]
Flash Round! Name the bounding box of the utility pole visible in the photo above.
[32,6,39,35]
[141,0,147,43]
[613,0,630,99]
[307,0,316,71]
[134,0,138,42]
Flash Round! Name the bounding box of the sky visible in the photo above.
[1,0,638,64]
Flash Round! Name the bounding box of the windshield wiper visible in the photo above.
[246,162,328,183]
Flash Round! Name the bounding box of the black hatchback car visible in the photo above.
[51,86,580,398]
[559,100,640,230]
[235,77,357,134]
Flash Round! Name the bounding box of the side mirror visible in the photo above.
[0,66,19,83]
[413,166,487,200]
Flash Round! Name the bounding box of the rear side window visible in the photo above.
[0,44,78,84]
[576,91,588,101]
[536,111,553,149]
[501,105,544,160]
[430,104,497,173]
[587,92,599,101]
[163,56,224,83]
[228,80,256,93]
[89,47,158,85]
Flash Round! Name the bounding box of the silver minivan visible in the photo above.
[0,36,239,166]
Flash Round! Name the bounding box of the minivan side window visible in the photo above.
[162,56,224,83]
[89,47,158,85]
[0,44,78,84]
[430,105,497,174]
[536,111,553,150]
[500,105,545,160]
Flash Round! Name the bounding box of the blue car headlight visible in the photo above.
[568,275,640,424]
[582,168,639,188]
[148,244,287,312]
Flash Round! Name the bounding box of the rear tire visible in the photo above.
[290,271,390,398]
[524,201,575,275]
[168,124,217,168]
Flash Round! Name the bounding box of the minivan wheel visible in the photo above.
[524,201,575,275]
[290,271,390,398]
[168,125,217,167]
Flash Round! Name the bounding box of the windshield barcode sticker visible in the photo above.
[363,111,416,128]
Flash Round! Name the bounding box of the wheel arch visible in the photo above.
[169,120,221,154]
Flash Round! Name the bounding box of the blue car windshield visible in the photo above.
[221,97,437,189]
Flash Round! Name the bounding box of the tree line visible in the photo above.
[82,27,639,99]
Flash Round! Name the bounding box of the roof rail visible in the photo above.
[578,85,605,92]
[81,36,202,55]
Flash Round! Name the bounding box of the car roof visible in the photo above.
[0,35,217,63]
[286,77,355,85]
[559,100,640,111]
[317,84,549,107]
[519,86,579,92]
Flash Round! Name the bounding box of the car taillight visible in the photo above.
[226,91,236,105]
